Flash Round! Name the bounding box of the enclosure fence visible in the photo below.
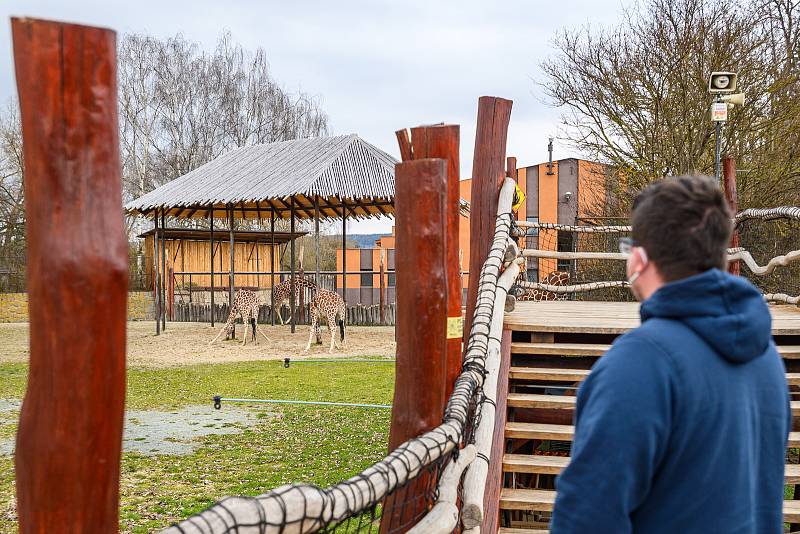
[513,206,800,303]
[160,178,520,534]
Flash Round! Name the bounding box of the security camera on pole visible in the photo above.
[708,71,744,181]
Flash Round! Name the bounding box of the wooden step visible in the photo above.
[505,422,574,441]
[504,454,568,475]
[508,393,800,416]
[503,453,800,484]
[498,528,549,534]
[499,488,800,521]
[509,367,590,382]
[510,342,800,360]
[506,422,800,449]
[511,342,608,357]
[507,393,576,410]
[788,372,800,385]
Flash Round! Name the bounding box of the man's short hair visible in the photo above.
[632,175,732,282]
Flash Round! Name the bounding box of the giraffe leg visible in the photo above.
[328,314,337,353]
[209,322,230,345]
[305,307,317,352]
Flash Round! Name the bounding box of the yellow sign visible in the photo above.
[447,316,464,339]
[512,183,526,212]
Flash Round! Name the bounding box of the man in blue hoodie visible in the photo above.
[550,176,790,533]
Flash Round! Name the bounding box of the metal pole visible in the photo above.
[154,211,160,335]
[210,211,215,327]
[161,210,166,331]
[290,197,296,334]
[270,208,275,326]
[714,96,723,182]
[228,204,235,337]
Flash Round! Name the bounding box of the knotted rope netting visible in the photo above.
[160,179,520,534]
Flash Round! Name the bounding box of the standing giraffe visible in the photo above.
[271,277,318,325]
[304,288,346,353]
[518,271,571,301]
[209,289,272,346]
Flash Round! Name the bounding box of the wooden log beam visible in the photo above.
[381,159,449,533]
[463,96,512,346]
[12,17,128,533]
[407,124,462,402]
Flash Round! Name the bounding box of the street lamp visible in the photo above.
[708,72,745,181]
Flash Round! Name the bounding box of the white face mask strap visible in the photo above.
[628,247,648,286]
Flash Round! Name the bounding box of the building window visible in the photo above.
[557,231,575,273]
[387,272,396,287]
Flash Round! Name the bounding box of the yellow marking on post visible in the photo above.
[447,316,463,339]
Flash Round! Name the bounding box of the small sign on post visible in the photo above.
[711,102,728,122]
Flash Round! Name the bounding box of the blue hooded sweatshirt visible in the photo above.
[550,269,790,534]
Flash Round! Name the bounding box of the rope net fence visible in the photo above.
[512,206,800,304]
[160,178,520,534]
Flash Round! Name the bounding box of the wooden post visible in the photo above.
[228,205,235,324]
[210,211,215,326]
[315,195,322,342]
[154,212,161,334]
[161,211,166,330]
[380,158,449,533]
[270,208,275,326]
[342,202,348,307]
[379,249,386,325]
[12,18,127,533]
[168,264,175,321]
[290,197,296,333]
[299,245,305,323]
[408,124,461,401]
[723,156,740,275]
[463,97,512,345]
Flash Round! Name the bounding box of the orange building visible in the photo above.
[336,157,610,304]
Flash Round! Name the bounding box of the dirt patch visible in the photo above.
[0,321,395,368]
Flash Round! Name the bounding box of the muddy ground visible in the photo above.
[0,321,396,367]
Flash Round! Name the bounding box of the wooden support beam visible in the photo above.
[463,96,512,346]
[161,211,166,330]
[408,124,462,402]
[210,213,215,326]
[228,205,235,335]
[481,329,512,533]
[154,211,161,335]
[11,17,127,533]
[290,197,296,333]
[381,158,449,533]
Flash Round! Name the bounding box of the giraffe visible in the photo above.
[209,289,272,346]
[518,271,571,301]
[271,276,318,325]
[304,288,346,353]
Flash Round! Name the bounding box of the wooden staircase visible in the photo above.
[489,301,800,533]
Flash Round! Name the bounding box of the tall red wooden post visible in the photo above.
[406,125,461,400]
[12,18,128,533]
[722,156,740,275]
[463,97,512,344]
[381,159,449,533]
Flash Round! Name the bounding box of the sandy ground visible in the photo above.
[0,321,396,367]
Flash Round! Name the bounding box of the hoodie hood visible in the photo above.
[640,269,772,364]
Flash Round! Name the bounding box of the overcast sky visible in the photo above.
[1,0,631,233]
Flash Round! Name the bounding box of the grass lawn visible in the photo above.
[0,358,395,533]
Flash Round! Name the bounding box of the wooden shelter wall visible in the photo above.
[143,236,279,289]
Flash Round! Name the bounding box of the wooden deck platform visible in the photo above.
[505,301,800,335]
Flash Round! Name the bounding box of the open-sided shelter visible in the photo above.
[125,134,397,334]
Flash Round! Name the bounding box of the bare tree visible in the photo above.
[0,103,25,289]
[118,31,329,206]
[541,0,800,209]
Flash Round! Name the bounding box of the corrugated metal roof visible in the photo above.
[125,134,397,219]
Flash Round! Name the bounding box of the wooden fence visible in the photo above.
[173,302,396,326]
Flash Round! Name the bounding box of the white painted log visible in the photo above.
[735,206,800,225]
[406,445,477,534]
[522,249,628,261]
[517,280,630,293]
[515,221,631,232]
[728,248,800,276]
[461,260,521,530]
[765,293,800,305]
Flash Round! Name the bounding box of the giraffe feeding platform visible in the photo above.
[494,300,800,532]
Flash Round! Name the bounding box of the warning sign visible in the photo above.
[447,316,464,339]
